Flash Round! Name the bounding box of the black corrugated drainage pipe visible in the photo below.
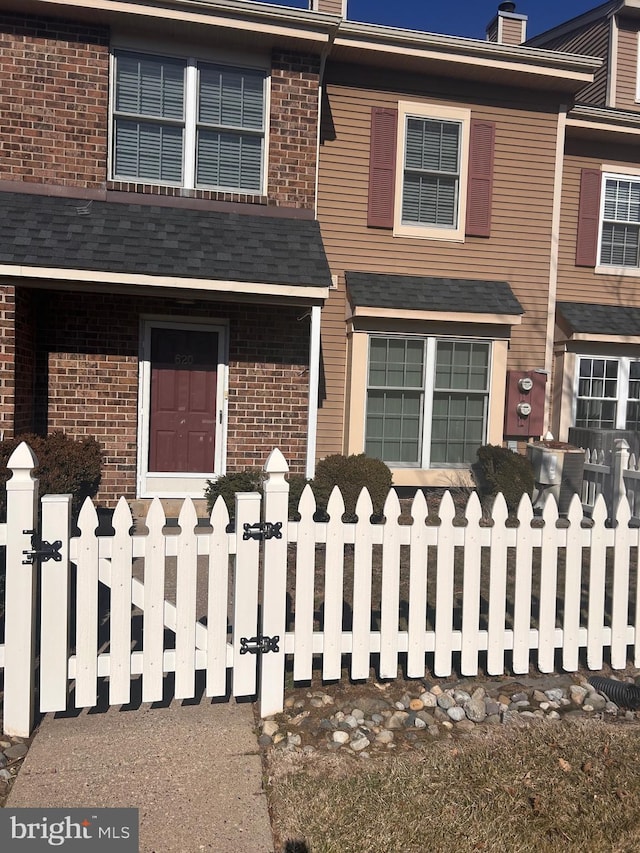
[588,676,640,709]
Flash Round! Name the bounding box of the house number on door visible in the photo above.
[174,354,194,365]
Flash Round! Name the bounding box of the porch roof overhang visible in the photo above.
[345,272,524,327]
[557,301,640,345]
[0,191,331,304]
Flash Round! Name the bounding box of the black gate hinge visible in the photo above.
[242,521,283,541]
[22,530,63,565]
[239,635,280,655]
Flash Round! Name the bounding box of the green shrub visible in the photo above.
[0,432,103,520]
[474,444,534,514]
[204,456,392,523]
[205,469,311,521]
[205,469,262,518]
[312,453,393,521]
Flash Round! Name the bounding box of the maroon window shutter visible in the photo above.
[465,119,495,238]
[575,168,602,267]
[368,107,398,229]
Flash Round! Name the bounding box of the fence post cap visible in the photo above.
[614,439,631,451]
[264,448,289,476]
[7,441,38,474]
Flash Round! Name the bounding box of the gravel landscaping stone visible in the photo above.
[257,675,640,757]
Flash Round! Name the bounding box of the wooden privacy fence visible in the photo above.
[1,442,640,737]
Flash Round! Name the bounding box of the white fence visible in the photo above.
[582,439,640,517]
[2,442,640,736]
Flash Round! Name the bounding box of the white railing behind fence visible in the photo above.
[581,439,640,518]
[3,443,640,736]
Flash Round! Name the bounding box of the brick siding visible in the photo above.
[269,50,321,209]
[14,288,36,435]
[28,290,309,504]
[0,13,109,189]
[0,285,16,440]
[0,14,320,208]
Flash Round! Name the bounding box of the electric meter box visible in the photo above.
[504,370,546,438]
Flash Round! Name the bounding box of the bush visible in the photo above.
[205,469,262,518]
[474,444,534,514]
[312,453,393,521]
[0,432,103,520]
[205,470,310,521]
[205,455,392,523]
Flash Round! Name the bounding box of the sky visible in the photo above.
[254,1,603,41]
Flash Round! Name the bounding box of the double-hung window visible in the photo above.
[599,175,640,268]
[112,51,266,193]
[402,118,461,228]
[394,102,470,240]
[365,337,490,467]
[575,356,640,429]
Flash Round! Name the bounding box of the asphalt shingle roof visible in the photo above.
[558,302,640,336]
[346,272,523,316]
[0,192,331,288]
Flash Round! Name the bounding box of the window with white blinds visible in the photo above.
[599,176,640,268]
[402,117,461,228]
[112,51,266,193]
[393,102,470,241]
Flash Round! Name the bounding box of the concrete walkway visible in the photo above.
[7,699,274,853]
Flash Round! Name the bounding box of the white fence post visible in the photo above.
[259,449,289,717]
[232,490,262,697]
[4,442,39,736]
[611,439,630,518]
[39,493,72,713]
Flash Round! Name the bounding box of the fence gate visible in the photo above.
[2,444,291,737]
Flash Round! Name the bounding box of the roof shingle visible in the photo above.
[0,192,331,288]
[346,272,523,316]
[558,301,640,336]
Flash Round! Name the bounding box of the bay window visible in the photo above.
[365,336,490,467]
[575,356,640,429]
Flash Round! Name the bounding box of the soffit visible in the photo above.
[567,104,640,143]
[330,23,600,95]
[1,0,338,53]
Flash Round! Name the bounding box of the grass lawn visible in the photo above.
[266,718,640,853]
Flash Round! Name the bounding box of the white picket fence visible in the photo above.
[582,438,640,517]
[2,442,640,736]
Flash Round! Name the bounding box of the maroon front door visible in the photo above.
[149,328,218,473]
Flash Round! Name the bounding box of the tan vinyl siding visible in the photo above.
[501,18,523,47]
[557,137,640,309]
[315,0,343,14]
[615,18,639,111]
[315,71,561,456]
[535,19,610,106]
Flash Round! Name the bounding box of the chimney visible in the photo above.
[308,0,346,15]
[486,2,528,45]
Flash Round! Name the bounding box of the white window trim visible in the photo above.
[595,166,640,276]
[393,101,470,242]
[108,47,271,194]
[572,353,640,430]
[364,333,492,469]
[137,317,229,499]
[636,30,640,103]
